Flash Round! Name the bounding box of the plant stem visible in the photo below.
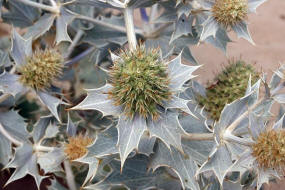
[182,133,214,141]
[74,14,143,36]
[66,29,85,58]
[227,98,264,132]
[123,7,137,51]
[0,123,23,146]
[63,160,77,190]
[34,144,54,152]
[17,0,59,13]
[0,94,12,104]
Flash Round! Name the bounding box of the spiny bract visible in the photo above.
[197,60,259,121]
[212,0,248,27]
[64,134,94,160]
[109,46,172,120]
[18,49,63,91]
[251,130,285,171]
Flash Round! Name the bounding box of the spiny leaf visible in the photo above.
[150,141,200,190]
[71,84,122,117]
[75,155,99,186]
[138,134,156,156]
[0,72,26,97]
[200,17,219,41]
[2,0,40,27]
[167,52,200,91]
[24,14,55,40]
[88,126,118,157]
[85,154,179,190]
[67,113,77,136]
[198,145,233,186]
[11,30,32,66]
[117,115,147,169]
[170,14,194,44]
[37,148,65,174]
[148,111,185,152]
[37,91,66,122]
[0,110,30,142]
[32,115,55,143]
[56,8,75,44]
[5,144,46,188]
[232,21,254,45]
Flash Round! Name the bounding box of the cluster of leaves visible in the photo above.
[1,0,285,190]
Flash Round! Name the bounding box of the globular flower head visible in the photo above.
[251,129,285,171]
[212,0,248,28]
[18,49,63,91]
[109,46,172,120]
[197,60,259,121]
[64,134,94,160]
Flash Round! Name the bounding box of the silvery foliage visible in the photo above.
[0,0,283,189]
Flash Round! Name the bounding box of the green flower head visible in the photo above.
[109,46,172,120]
[197,60,259,121]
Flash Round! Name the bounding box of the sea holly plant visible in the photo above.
[1,0,285,190]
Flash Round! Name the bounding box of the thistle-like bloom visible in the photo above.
[72,45,200,167]
[64,134,94,160]
[0,30,65,121]
[200,0,266,43]
[19,49,63,91]
[232,114,285,189]
[109,47,172,120]
[212,0,248,28]
[197,61,259,121]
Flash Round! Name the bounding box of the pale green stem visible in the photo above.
[227,98,265,132]
[182,133,214,141]
[123,7,137,51]
[0,94,12,104]
[74,14,143,36]
[63,160,77,190]
[17,0,59,13]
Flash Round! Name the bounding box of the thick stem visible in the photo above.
[227,98,264,132]
[34,144,54,152]
[182,133,214,141]
[75,14,143,36]
[123,7,137,51]
[66,29,84,58]
[63,160,77,190]
[0,94,12,104]
[0,123,23,146]
[17,0,59,13]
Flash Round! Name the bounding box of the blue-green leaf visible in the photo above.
[0,72,26,97]
[117,115,147,169]
[150,141,200,190]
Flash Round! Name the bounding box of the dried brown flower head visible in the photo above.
[64,134,94,160]
[252,130,285,171]
[212,0,248,28]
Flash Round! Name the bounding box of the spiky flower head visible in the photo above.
[251,129,285,171]
[109,46,172,120]
[212,0,248,27]
[64,134,94,160]
[18,49,63,91]
[197,60,259,121]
